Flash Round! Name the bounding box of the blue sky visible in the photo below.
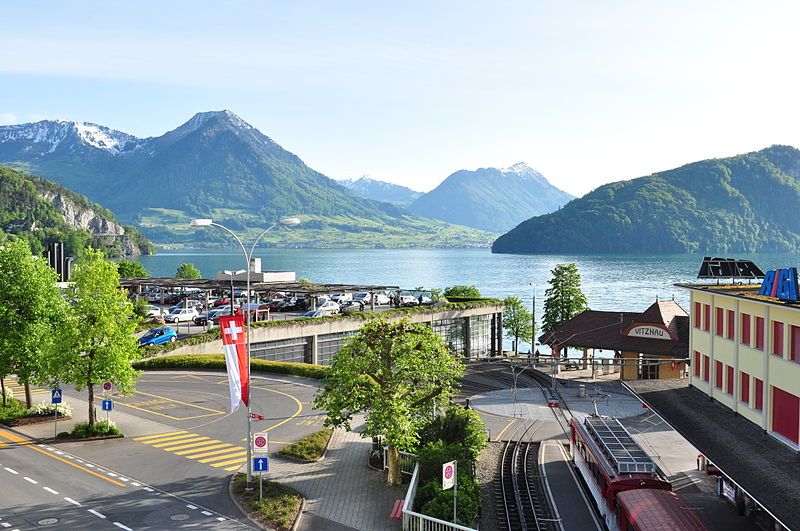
[1,1,798,195]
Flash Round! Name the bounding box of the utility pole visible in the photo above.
[529,283,536,359]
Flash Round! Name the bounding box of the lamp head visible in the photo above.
[279,217,301,227]
[190,218,213,227]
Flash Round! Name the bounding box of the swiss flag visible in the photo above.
[220,315,249,411]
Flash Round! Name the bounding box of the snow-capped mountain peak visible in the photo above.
[0,119,140,155]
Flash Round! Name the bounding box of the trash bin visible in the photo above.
[578,384,586,398]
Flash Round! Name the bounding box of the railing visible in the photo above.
[383,446,418,477]
[402,463,477,531]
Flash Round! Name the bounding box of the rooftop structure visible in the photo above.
[584,416,656,474]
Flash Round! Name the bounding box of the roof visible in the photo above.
[625,379,799,531]
[120,277,399,296]
[538,300,689,357]
[676,282,800,310]
[584,416,656,474]
[616,489,710,531]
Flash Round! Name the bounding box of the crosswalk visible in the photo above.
[2,378,47,398]
[133,431,247,472]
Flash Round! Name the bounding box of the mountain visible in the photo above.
[339,176,421,206]
[0,165,154,257]
[407,163,574,232]
[0,111,494,248]
[492,145,800,254]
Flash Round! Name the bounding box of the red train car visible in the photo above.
[617,489,710,531]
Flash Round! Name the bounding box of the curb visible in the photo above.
[227,472,272,531]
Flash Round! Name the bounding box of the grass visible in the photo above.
[0,398,29,422]
[232,472,302,530]
[280,429,332,461]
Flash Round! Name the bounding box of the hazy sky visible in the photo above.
[1,1,798,195]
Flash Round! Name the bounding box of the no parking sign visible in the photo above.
[253,432,269,454]
[442,460,456,490]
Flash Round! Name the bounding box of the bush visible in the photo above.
[28,401,72,417]
[0,398,28,422]
[133,354,329,379]
[419,406,488,462]
[1,386,13,402]
[419,476,480,527]
[443,285,482,299]
[417,440,474,484]
[280,429,332,461]
[233,472,301,530]
[71,419,121,438]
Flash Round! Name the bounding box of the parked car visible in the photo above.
[193,308,228,326]
[168,300,204,312]
[278,298,309,312]
[145,305,164,318]
[399,295,419,307]
[213,297,231,308]
[210,306,240,325]
[353,292,390,305]
[163,307,199,323]
[330,293,352,303]
[138,327,177,347]
[316,300,340,314]
[340,300,365,313]
[302,309,333,318]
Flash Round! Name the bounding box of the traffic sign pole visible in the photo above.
[454,460,458,524]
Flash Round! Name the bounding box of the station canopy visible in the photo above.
[120,277,399,296]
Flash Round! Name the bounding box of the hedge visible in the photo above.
[133,354,328,380]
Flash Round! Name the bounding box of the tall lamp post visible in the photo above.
[190,216,301,487]
[529,283,536,357]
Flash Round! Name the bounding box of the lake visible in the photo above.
[136,249,790,351]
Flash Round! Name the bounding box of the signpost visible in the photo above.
[253,432,269,454]
[51,388,62,438]
[102,399,113,422]
[442,460,457,523]
[249,412,265,422]
[102,381,113,394]
[253,457,269,500]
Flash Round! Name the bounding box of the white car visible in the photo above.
[168,300,203,312]
[145,305,164,318]
[399,295,419,307]
[316,300,340,314]
[353,292,390,305]
[330,293,352,303]
[302,309,333,318]
[164,307,199,323]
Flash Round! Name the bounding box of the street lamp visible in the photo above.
[190,216,300,487]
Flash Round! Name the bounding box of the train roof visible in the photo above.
[580,416,657,475]
[617,489,710,531]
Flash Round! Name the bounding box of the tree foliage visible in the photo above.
[443,285,481,299]
[313,318,464,485]
[117,259,149,278]
[502,296,533,355]
[47,248,141,427]
[175,262,201,279]
[0,240,69,407]
[542,263,588,335]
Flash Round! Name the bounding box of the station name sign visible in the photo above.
[758,268,799,302]
[626,325,672,340]
[697,257,765,279]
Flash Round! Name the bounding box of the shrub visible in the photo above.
[416,440,474,484]
[280,429,332,461]
[1,386,13,402]
[0,398,28,422]
[28,401,72,417]
[443,285,482,299]
[71,419,121,438]
[419,476,480,527]
[419,406,487,462]
[233,472,301,529]
[133,354,329,380]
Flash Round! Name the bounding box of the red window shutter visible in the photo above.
[755,378,764,411]
[741,313,751,346]
[755,317,765,350]
[715,308,724,336]
[704,305,711,331]
[726,365,734,395]
[740,372,750,404]
[771,387,800,444]
[703,356,710,382]
[715,361,723,389]
[694,302,701,328]
[727,310,735,339]
[791,326,800,362]
[693,351,701,377]
[773,322,784,357]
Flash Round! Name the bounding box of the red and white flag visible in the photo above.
[219,315,249,412]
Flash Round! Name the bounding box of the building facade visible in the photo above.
[685,284,800,450]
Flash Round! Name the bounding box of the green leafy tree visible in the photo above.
[503,296,534,355]
[542,263,588,339]
[0,240,69,407]
[443,285,481,299]
[49,248,141,428]
[117,260,149,278]
[313,318,464,485]
[175,262,201,279]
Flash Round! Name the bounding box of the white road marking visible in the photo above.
[217,517,225,521]
[118,476,129,482]
[143,487,155,492]
[4,467,18,475]
[130,482,141,487]
[186,504,197,510]
[23,476,37,484]
[54,450,64,455]
[113,523,133,531]
[107,472,118,477]
[64,497,81,506]
[88,509,106,519]
[85,463,95,467]
[201,510,213,516]
[43,487,58,494]
[1,523,10,528]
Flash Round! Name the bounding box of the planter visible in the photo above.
[52,433,124,442]
[1,414,72,427]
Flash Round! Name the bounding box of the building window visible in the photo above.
[726,365,734,395]
[740,371,750,404]
[772,321,784,357]
[703,355,710,382]
[791,325,800,363]
[432,318,465,356]
[715,360,723,389]
[250,337,309,364]
[703,304,711,331]
[741,313,751,346]
[715,307,724,336]
[755,317,765,350]
[317,331,358,365]
[755,378,764,411]
[726,310,735,340]
[693,351,701,377]
[694,302,701,328]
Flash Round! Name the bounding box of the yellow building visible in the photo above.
[681,281,800,450]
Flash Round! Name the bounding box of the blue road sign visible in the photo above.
[51,388,62,404]
[253,457,269,472]
[102,399,113,411]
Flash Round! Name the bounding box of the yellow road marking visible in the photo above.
[114,389,224,421]
[134,430,188,442]
[493,419,516,442]
[150,434,204,447]
[178,444,234,457]
[211,457,247,468]
[131,390,225,414]
[198,450,247,464]
[159,438,214,452]
[0,429,124,487]
[115,401,221,421]
[248,384,303,433]
[224,464,244,471]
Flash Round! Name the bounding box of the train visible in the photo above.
[569,415,709,531]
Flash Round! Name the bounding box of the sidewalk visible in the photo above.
[272,415,405,531]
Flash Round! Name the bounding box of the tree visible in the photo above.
[117,260,149,278]
[0,240,69,407]
[443,285,481,299]
[175,262,201,279]
[542,263,588,339]
[503,296,533,356]
[313,318,464,485]
[49,248,141,428]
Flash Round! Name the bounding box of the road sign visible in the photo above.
[102,399,113,411]
[253,457,269,472]
[249,412,265,421]
[442,460,456,490]
[102,381,113,394]
[253,432,269,453]
[51,388,62,404]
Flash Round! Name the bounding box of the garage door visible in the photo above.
[771,386,800,444]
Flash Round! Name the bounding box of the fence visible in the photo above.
[383,446,418,477]
[402,463,477,531]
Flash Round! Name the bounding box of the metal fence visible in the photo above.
[402,463,477,531]
[383,446,418,477]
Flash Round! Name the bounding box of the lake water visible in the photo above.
[137,249,790,351]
